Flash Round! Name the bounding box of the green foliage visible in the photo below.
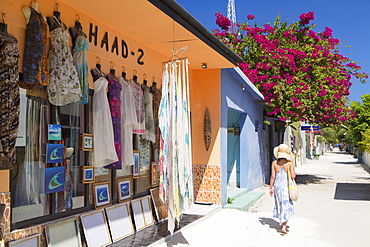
[213,12,367,125]
[346,94,370,151]
[227,197,235,204]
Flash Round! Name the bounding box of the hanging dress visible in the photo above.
[0,33,20,168]
[143,90,155,142]
[120,77,137,166]
[273,166,295,225]
[48,17,81,106]
[23,7,49,86]
[93,77,118,167]
[72,35,89,104]
[104,74,122,169]
[151,86,162,149]
[131,80,145,134]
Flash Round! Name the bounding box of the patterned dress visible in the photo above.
[0,35,20,169]
[131,80,145,134]
[48,18,81,106]
[104,74,122,169]
[23,7,49,86]
[273,167,295,225]
[72,35,89,104]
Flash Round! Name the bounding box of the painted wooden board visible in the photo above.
[204,108,211,151]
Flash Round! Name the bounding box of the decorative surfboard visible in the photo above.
[204,108,211,151]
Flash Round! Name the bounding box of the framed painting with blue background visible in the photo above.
[93,182,111,209]
[44,167,65,194]
[81,166,95,183]
[80,133,94,151]
[117,178,132,202]
[133,150,140,178]
[48,124,62,140]
[46,143,64,163]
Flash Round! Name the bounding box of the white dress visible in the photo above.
[120,77,137,165]
[93,77,118,167]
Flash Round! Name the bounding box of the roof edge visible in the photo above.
[225,67,265,102]
[147,0,243,66]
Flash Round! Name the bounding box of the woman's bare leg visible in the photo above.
[282,222,287,234]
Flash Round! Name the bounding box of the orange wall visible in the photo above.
[1,0,167,88]
[190,69,221,166]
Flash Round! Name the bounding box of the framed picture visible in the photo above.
[133,150,140,178]
[93,182,111,209]
[151,161,158,186]
[46,143,64,163]
[44,167,65,194]
[80,133,93,151]
[131,196,154,231]
[80,166,95,183]
[150,188,168,222]
[48,124,61,141]
[8,234,40,247]
[45,218,82,247]
[105,203,134,242]
[117,178,132,202]
[80,209,112,247]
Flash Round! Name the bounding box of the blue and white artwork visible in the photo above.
[46,143,64,163]
[119,179,131,202]
[44,167,65,194]
[48,124,62,140]
[85,168,93,181]
[94,183,110,208]
[97,186,109,204]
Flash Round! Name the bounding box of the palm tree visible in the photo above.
[320,125,347,144]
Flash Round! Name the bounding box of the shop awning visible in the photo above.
[58,0,242,70]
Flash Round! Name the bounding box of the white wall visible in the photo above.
[362,151,370,167]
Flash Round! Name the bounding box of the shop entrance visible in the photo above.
[227,110,241,188]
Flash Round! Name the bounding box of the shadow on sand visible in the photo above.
[295,174,331,185]
[165,232,189,246]
[258,217,289,234]
[334,183,370,201]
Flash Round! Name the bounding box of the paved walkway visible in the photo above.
[150,151,370,247]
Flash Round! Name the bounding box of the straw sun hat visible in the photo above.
[273,144,292,161]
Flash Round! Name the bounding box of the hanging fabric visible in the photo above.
[159,55,193,235]
[92,77,118,167]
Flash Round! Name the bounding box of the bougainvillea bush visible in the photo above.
[213,11,367,125]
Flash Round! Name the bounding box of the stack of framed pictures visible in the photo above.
[8,234,40,247]
[131,196,154,231]
[105,203,135,242]
[45,218,82,247]
[80,210,112,247]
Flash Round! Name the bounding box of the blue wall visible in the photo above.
[220,68,267,206]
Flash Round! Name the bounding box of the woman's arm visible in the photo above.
[290,162,296,179]
[269,161,276,196]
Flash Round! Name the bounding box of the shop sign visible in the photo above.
[301,125,319,131]
[89,23,145,65]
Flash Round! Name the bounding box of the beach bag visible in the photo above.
[287,166,299,202]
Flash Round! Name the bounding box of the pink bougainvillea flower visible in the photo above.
[247,14,255,20]
[215,12,231,31]
[299,11,314,25]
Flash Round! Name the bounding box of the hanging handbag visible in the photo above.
[287,166,299,202]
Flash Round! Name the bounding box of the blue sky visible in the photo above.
[175,0,370,103]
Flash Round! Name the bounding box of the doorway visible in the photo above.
[227,110,241,188]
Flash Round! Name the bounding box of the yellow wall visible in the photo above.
[1,0,167,88]
[190,69,221,166]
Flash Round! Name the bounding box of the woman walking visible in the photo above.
[269,144,295,234]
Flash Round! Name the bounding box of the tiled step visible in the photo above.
[224,191,265,211]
